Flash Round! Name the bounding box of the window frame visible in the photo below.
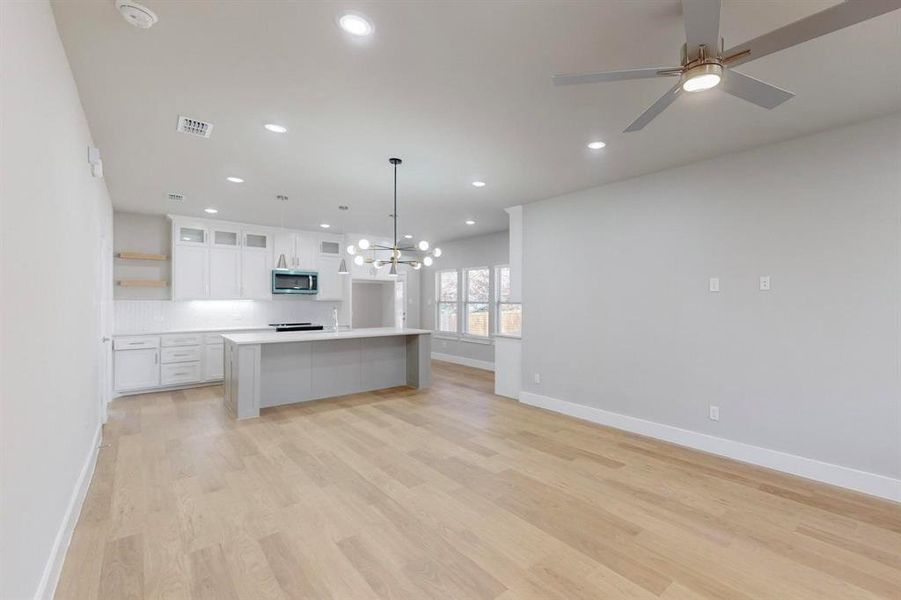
[462,266,492,339]
[495,264,522,338]
[435,268,460,337]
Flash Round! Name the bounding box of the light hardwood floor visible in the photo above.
[56,360,901,599]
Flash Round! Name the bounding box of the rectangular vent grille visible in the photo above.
[167,192,185,201]
[176,116,213,138]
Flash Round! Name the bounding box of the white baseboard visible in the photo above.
[519,391,901,503]
[431,352,495,372]
[35,424,102,600]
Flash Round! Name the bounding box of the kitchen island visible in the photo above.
[222,327,432,419]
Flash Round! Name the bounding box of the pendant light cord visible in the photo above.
[393,160,398,252]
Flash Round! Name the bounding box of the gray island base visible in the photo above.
[222,327,432,419]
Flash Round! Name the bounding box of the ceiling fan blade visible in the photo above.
[624,83,682,132]
[723,0,901,68]
[553,67,679,86]
[682,0,722,56]
[721,70,794,109]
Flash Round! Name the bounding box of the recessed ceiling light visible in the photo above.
[264,123,287,133]
[587,141,607,150]
[404,234,413,239]
[465,219,476,225]
[204,208,218,214]
[338,12,373,36]
[226,176,244,183]
[320,223,330,229]
[472,181,486,188]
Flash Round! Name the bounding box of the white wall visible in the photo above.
[521,115,901,494]
[421,231,509,365]
[0,2,114,597]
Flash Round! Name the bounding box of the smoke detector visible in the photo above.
[115,0,158,29]
[167,192,185,201]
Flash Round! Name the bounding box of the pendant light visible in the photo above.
[276,195,289,269]
[343,157,442,273]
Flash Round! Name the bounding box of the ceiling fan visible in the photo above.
[553,0,901,132]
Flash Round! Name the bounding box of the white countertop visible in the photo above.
[222,327,431,345]
[114,325,275,337]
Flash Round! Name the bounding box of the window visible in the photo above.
[496,265,522,336]
[437,270,458,333]
[464,267,490,337]
[435,265,519,339]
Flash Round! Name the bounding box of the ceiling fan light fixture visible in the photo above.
[681,63,723,93]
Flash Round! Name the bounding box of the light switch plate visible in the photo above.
[709,277,720,293]
[759,276,771,291]
[709,405,720,421]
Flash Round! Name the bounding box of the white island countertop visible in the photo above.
[222,327,431,346]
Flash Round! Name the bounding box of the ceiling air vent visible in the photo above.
[167,192,185,201]
[176,116,213,138]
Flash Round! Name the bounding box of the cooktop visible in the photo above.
[268,322,325,332]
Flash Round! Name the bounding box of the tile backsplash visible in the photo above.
[114,298,337,333]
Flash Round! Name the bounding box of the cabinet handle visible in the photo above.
[154,352,158,364]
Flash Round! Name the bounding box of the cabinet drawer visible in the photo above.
[161,333,202,347]
[160,362,202,385]
[204,333,224,345]
[161,346,202,364]
[114,336,159,350]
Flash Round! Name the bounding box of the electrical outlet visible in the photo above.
[759,275,771,291]
[534,373,541,384]
[709,277,720,293]
[709,405,720,421]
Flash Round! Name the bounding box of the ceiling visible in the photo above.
[52,1,901,243]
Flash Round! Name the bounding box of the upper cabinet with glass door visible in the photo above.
[243,230,270,252]
[176,225,207,246]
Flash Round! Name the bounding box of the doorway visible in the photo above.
[98,219,113,423]
[351,278,404,328]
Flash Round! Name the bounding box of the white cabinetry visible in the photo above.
[204,343,224,380]
[114,348,159,391]
[160,333,202,386]
[113,329,253,395]
[113,336,160,392]
[173,244,208,299]
[274,230,306,269]
[241,230,272,299]
[169,216,351,302]
[170,217,274,301]
[275,230,319,271]
[209,247,241,298]
[316,256,344,301]
[209,226,242,298]
[298,235,319,271]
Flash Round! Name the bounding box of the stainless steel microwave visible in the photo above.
[272,270,318,294]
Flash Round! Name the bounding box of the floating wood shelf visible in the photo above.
[116,251,169,261]
[117,279,168,288]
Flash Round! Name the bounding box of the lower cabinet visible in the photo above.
[114,331,235,395]
[161,362,203,386]
[204,343,224,380]
[114,347,159,391]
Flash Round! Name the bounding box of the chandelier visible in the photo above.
[342,157,441,276]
